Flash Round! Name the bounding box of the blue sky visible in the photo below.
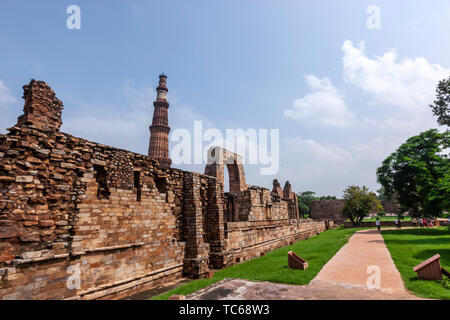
[1,1,450,196]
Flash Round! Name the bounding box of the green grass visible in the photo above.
[152,227,358,300]
[381,227,450,300]
[345,216,412,222]
[366,216,411,222]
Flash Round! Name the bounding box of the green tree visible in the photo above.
[430,76,450,126]
[297,191,316,218]
[343,185,383,225]
[376,186,387,203]
[318,195,337,200]
[377,129,450,217]
[377,211,386,217]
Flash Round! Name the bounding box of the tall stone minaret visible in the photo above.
[148,73,172,168]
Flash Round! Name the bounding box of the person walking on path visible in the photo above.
[419,218,423,228]
[376,217,381,232]
[397,218,401,229]
[395,218,399,229]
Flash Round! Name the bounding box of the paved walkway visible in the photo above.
[311,229,409,294]
[185,229,422,300]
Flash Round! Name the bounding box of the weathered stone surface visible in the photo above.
[15,176,33,183]
[20,232,40,242]
[16,79,63,133]
[271,179,283,199]
[310,200,345,221]
[204,146,247,192]
[0,242,15,262]
[39,220,55,227]
[26,157,42,164]
[0,227,17,239]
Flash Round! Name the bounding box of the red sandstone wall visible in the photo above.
[310,200,345,221]
[222,219,326,266]
[0,126,187,299]
[224,188,291,222]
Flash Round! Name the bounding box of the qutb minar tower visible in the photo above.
[148,74,172,168]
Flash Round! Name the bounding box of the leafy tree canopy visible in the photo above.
[430,76,450,126]
[342,185,383,225]
[377,129,450,217]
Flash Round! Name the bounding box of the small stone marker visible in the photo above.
[168,294,186,300]
[413,254,442,280]
[288,251,308,270]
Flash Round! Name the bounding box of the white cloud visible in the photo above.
[277,135,403,197]
[342,40,450,136]
[285,136,351,163]
[342,40,450,139]
[278,136,356,196]
[284,75,355,127]
[61,84,154,154]
[0,80,17,108]
[342,40,450,112]
[279,41,450,196]
[0,79,19,133]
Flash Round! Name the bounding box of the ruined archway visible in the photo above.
[204,147,247,193]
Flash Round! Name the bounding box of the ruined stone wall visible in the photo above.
[221,219,326,267]
[310,200,345,222]
[223,187,297,223]
[0,125,188,299]
[224,187,288,222]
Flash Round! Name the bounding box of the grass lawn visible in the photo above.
[365,216,411,222]
[382,227,450,300]
[345,216,412,223]
[152,227,358,300]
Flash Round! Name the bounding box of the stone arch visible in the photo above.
[204,147,247,192]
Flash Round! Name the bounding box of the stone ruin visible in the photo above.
[0,79,330,300]
[310,199,345,222]
[204,146,248,193]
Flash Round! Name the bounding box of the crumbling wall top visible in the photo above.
[15,79,63,133]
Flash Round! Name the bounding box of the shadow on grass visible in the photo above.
[384,237,450,246]
[382,227,450,299]
[382,228,450,237]
[414,249,450,267]
[382,228,450,246]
